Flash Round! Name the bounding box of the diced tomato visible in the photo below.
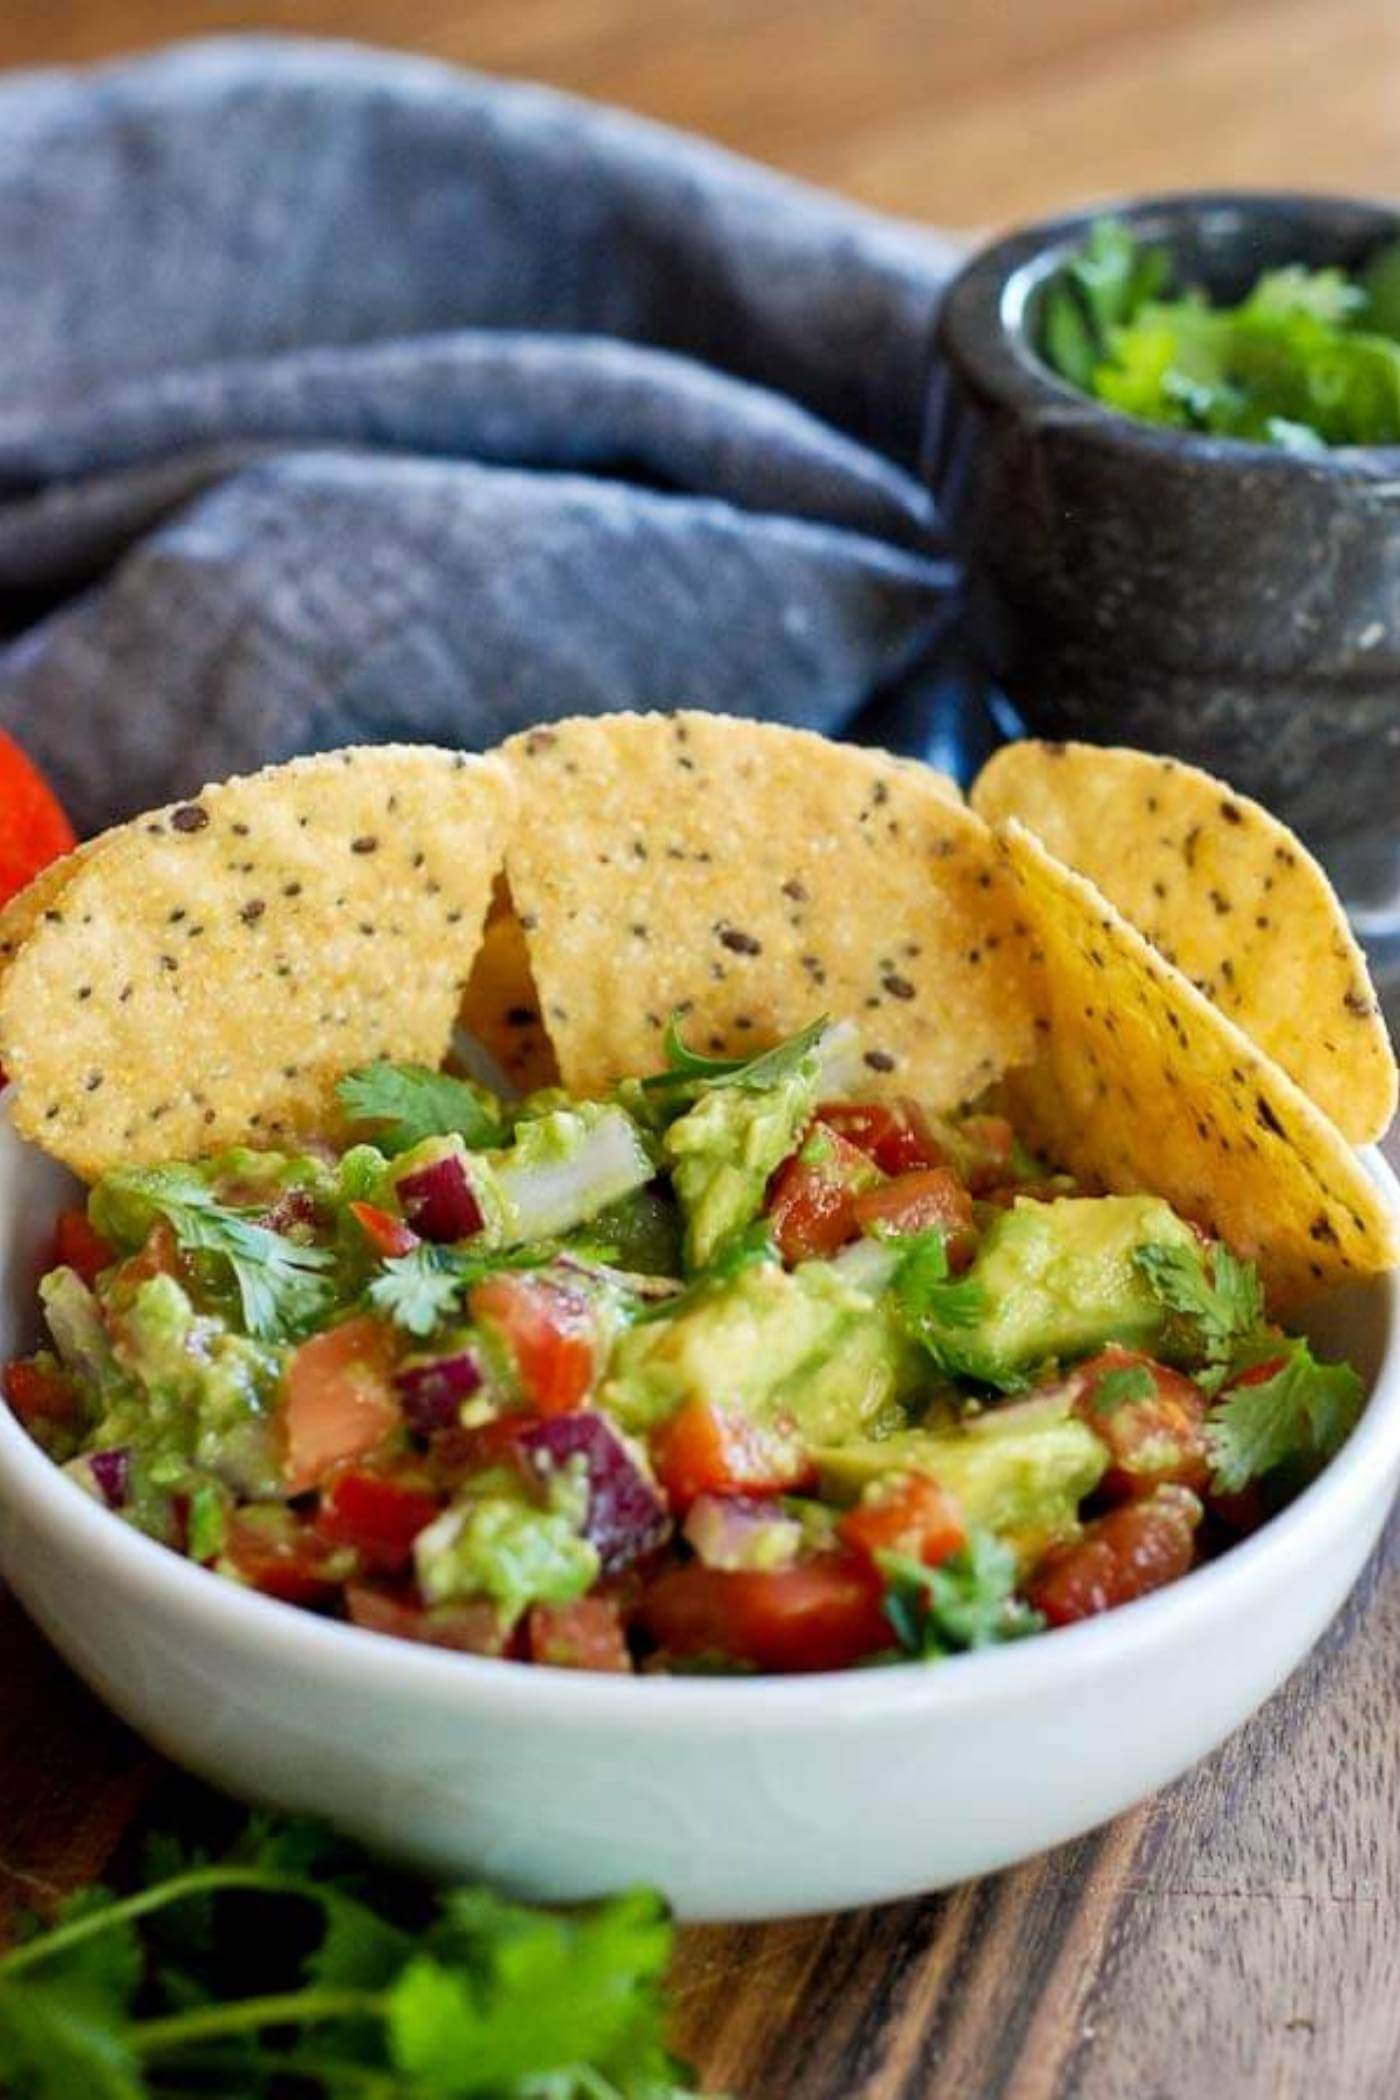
[955,1114,1015,1195]
[224,1506,344,1607]
[279,1315,401,1495]
[641,1553,889,1672]
[1027,1485,1202,1627]
[51,1209,115,1288]
[1071,1346,1211,1499]
[766,1128,874,1262]
[0,730,76,911]
[650,1399,813,1512]
[851,1167,975,1263]
[470,1273,595,1415]
[111,1220,183,1293]
[3,1357,79,1428]
[345,1580,511,1656]
[430,1410,536,1487]
[316,1460,441,1572]
[839,1473,966,1570]
[527,1596,632,1672]
[818,1099,946,1176]
[349,1201,419,1261]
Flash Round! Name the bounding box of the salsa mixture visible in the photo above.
[3,1018,1363,1675]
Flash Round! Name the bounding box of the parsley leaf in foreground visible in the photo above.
[1206,1339,1364,1494]
[89,1167,336,1342]
[879,1532,1043,1660]
[339,1061,507,1154]
[1133,1240,1266,1390]
[890,1231,987,1378]
[0,1810,715,2099]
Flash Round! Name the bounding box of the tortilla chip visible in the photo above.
[459,883,560,1094]
[0,843,97,984]
[1001,820,1399,1310]
[973,741,1395,1145]
[501,712,1039,1103]
[0,746,515,1180]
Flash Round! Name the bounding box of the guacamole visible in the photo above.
[3,1020,1364,1675]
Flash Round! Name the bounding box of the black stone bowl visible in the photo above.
[924,192,1400,908]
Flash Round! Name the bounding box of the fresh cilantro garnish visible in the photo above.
[1134,1240,1266,1391]
[339,1061,506,1154]
[630,1217,777,1326]
[369,1244,547,1338]
[1089,1363,1157,1416]
[879,1532,1044,1660]
[889,1231,987,1379]
[1041,218,1400,448]
[94,1167,335,1342]
[0,1808,710,2099]
[641,1015,829,1095]
[1206,1339,1364,1495]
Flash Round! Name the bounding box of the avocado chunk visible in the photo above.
[906,1194,1200,1390]
[602,1258,924,1444]
[662,1064,819,1271]
[816,1391,1106,1564]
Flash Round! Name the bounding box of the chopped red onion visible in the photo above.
[397,1153,485,1243]
[518,1412,670,1572]
[88,1447,131,1509]
[395,1350,486,1434]
[683,1493,804,1572]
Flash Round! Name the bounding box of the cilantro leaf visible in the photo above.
[890,1231,987,1378]
[0,1809,712,2099]
[93,1167,336,1341]
[339,1061,506,1154]
[368,1243,549,1337]
[880,1532,1044,1660]
[1134,1240,1266,1390]
[641,1015,830,1095]
[368,1245,468,1338]
[1089,1363,1157,1416]
[1206,1339,1364,1494]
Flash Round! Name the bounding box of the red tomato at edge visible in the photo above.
[0,730,76,910]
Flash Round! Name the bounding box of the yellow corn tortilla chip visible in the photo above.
[501,711,1039,1103]
[0,746,515,1180]
[459,884,560,1094]
[0,842,98,985]
[1001,820,1399,1310]
[973,741,1395,1145]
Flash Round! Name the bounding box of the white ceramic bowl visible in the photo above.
[1,1104,1398,1922]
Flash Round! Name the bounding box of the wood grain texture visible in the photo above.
[0,0,1398,232]
[1,4,1398,2093]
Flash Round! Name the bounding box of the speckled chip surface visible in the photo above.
[501,711,1039,1104]
[973,740,1396,1145]
[1002,821,1399,1311]
[0,747,515,1180]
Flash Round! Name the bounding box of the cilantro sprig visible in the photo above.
[0,1811,713,2099]
[889,1232,987,1380]
[640,1016,829,1096]
[880,1532,1043,1660]
[1133,1240,1266,1393]
[1206,1340,1364,1495]
[339,1063,507,1155]
[92,1168,336,1342]
[368,1245,548,1339]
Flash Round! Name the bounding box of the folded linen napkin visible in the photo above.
[0,37,961,835]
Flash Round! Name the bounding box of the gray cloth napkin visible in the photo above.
[0,37,961,835]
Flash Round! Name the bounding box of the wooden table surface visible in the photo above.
[2,2,1398,2095]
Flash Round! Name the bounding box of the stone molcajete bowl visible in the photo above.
[925,192,1400,918]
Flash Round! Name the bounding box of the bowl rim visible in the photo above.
[2,1149,1398,1736]
[936,186,1400,473]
